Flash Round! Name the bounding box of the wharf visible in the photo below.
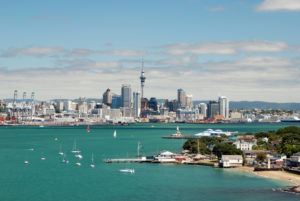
[103,158,151,163]
[162,136,193,139]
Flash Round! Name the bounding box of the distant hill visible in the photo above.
[228,101,300,110]
[192,101,300,110]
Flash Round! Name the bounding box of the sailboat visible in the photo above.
[90,152,95,168]
[113,130,117,138]
[71,139,81,153]
[62,154,69,164]
[137,141,142,157]
[58,144,64,156]
[41,152,46,160]
[75,154,83,159]
[87,125,90,133]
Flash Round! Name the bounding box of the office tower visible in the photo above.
[219,96,229,119]
[103,88,112,106]
[148,97,158,111]
[56,101,64,113]
[207,101,219,119]
[111,94,122,109]
[78,97,88,114]
[121,84,132,108]
[177,89,186,107]
[140,60,146,99]
[186,94,193,108]
[64,100,73,112]
[199,103,207,118]
[133,92,141,117]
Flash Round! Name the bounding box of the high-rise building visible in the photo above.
[148,97,158,111]
[133,92,141,118]
[186,94,193,108]
[121,84,131,108]
[177,89,186,107]
[199,103,207,118]
[64,100,73,112]
[111,94,121,109]
[56,101,64,113]
[140,60,146,99]
[219,96,229,119]
[207,101,219,119]
[103,88,112,106]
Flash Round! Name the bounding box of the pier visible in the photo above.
[162,135,193,139]
[103,158,150,163]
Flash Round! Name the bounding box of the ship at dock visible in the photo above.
[280,116,300,123]
[162,126,191,139]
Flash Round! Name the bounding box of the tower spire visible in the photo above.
[140,58,146,99]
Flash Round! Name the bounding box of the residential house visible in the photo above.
[219,155,243,168]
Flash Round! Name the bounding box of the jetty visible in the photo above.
[103,158,151,163]
[162,135,193,139]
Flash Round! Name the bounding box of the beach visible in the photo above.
[235,166,300,191]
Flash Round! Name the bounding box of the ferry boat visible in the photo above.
[194,129,236,138]
[280,116,300,123]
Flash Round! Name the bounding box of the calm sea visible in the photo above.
[0,123,299,201]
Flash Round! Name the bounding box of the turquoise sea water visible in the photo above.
[0,123,299,201]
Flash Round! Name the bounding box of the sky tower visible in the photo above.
[140,59,146,99]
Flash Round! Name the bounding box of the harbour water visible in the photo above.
[0,123,299,201]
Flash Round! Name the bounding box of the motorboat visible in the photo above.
[24,160,29,164]
[76,162,81,166]
[120,169,135,173]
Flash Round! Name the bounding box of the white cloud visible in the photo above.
[1,56,299,102]
[163,40,289,55]
[256,0,300,11]
[97,50,147,56]
[160,56,197,65]
[1,47,65,57]
[1,47,147,58]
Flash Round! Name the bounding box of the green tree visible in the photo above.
[256,153,267,162]
[212,143,243,159]
[183,139,211,154]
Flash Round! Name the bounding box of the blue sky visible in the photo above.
[0,0,300,102]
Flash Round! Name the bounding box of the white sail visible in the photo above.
[59,144,64,155]
[71,139,80,153]
[113,130,117,138]
[90,152,95,168]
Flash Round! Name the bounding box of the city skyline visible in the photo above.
[0,0,300,102]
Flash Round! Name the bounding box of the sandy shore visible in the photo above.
[234,166,300,186]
